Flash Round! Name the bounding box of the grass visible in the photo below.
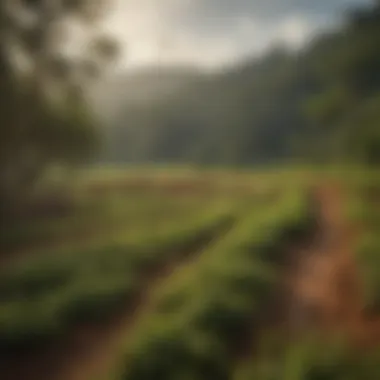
[345,173,380,314]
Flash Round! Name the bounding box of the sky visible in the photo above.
[105,0,373,70]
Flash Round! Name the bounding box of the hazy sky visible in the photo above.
[106,0,372,70]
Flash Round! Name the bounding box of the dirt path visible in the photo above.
[237,183,375,364]
[285,185,356,334]
[284,184,380,345]
[0,225,231,380]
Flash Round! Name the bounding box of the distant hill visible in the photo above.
[91,47,312,163]
[91,66,205,122]
[92,1,380,166]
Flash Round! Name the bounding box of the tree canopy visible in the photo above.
[0,0,119,214]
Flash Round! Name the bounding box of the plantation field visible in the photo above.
[1,167,380,380]
[1,167,288,258]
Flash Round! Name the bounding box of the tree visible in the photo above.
[0,0,119,215]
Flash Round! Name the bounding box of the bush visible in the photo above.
[62,278,137,324]
[0,295,66,353]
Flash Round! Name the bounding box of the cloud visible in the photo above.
[105,0,372,69]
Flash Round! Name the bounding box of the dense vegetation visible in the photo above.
[347,172,380,313]
[236,337,380,380]
[0,0,118,216]
[108,189,315,380]
[0,184,241,354]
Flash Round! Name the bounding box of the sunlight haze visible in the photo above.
[106,0,372,70]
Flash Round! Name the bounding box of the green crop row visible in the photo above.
[110,190,316,380]
[356,232,380,313]
[346,176,380,314]
[0,191,234,254]
[0,206,235,354]
[347,196,380,231]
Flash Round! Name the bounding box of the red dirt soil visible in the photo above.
[285,184,380,346]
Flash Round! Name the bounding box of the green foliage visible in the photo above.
[237,337,380,380]
[0,0,119,214]
[343,96,380,165]
[0,199,234,353]
[347,173,380,314]
[356,232,380,313]
[115,191,315,380]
